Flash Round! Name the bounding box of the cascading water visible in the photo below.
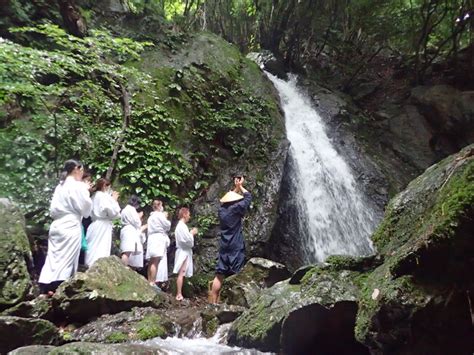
[266,73,377,263]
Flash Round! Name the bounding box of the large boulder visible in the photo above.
[228,264,368,353]
[72,307,175,343]
[52,256,165,323]
[0,316,60,354]
[0,199,33,311]
[355,144,474,354]
[220,257,291,307]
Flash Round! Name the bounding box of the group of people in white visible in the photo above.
[38,159,198,301]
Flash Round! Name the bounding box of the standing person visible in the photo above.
[38,159,92,296]
[209,174,252,304]
[146,199,171,289]
[79,171,93,266]
[173,207,198,301]
[120,195,146,268]
[84,178,121,267]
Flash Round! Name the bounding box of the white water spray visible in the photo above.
[267,73,377,263]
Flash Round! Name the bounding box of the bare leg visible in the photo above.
[121,252,131,266]
[148,257,160,285]
[176,257,188,301]
[210,274,224,304]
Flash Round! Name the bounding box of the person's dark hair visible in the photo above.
[128,195,141,209]
[152,199,163,212]
[93,178,110,193]
[60,159,82,183]
[178,207,190,220]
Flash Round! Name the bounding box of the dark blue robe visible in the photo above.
[216,191,252,276]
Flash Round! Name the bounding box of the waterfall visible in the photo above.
[267,73,377,263]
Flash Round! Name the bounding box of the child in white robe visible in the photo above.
[173,207,198,301]
[85,178,121,267]
[120,196,146,268]
[146,200,171,288]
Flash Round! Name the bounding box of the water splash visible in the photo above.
[267,73,377,263]
[141,324,270,354]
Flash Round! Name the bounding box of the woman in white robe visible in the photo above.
[120,195,146,268]
[146,200,171,287]
[84,178,121,267]
[173,207,198,301]
[39,159,92,295]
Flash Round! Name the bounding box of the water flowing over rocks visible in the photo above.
[52,256,166,323]
[0,199,33,311]
[0,316,60,354]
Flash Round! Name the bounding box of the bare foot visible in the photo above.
[175,294,183,301]
[47,291,55,298]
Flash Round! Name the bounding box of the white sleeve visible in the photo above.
[71,182,92,218]
[101,194,121,220]
[158,213,171,232]
[175,222,194,248]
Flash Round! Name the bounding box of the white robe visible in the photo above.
[84,191,121,267]
[39,176,92,284]
[172,220,194,277]
[146,211,171,282]
[120,204,144,268]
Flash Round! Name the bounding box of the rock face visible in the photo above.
[52,256,165,323]
[228,264,368,353]
[355,144,474,354]
[220,257,291,307]
[0,316,59,354]
[0,199,33,311]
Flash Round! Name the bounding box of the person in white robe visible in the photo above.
[84,178,121,267]
[120,195,146,268]
[146,200,171,287]
[38,159,92,295]
[173,207,198,301]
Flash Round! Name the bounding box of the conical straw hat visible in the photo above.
[220,191,244,204]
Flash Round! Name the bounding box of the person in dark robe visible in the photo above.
[209,174,252,304]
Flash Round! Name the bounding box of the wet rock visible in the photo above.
[411,85,474,151]
[10,342,167,354]
[201,304,246,337]
[0,199,33,311]
[356,145,474,354]
[220,258,291,307]
[53,256,165,323]
[247,50,287,79]
[0,316,60,354]
[72,307,175,343]
[228,265,367,353]
[2,297,54,320]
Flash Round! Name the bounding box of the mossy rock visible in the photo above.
[220,258,290,307]
[53,256,165,323]
[0,316,60,354]
[371,144,473,281]
[0,199,33,311]
[355,145,474,354]
[10,342,167,354]
[228,265,365,353]
[168,273,212,299]
[2,297,54,320]
[72,307,174,343]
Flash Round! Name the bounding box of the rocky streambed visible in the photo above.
[1,144,473,354]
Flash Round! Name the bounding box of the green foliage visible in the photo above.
[105,331,128,343]
[195,213,218,235]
